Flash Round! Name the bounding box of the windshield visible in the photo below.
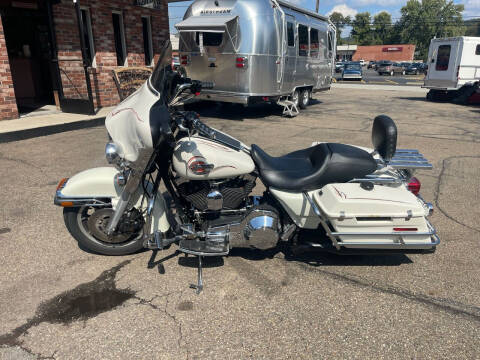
[150,40,174,95]
[344,63,361,70]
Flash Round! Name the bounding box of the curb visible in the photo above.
[0,116,106,144]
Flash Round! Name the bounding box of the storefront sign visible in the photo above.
[135,0,162,10]
[383,47,403,52]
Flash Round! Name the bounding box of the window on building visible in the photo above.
[298,24,308,57]
[287,22,294,47]
[476,44,480,55]
[142,16,153,65]
[195,32,223,46]
[436,45,450,71]
[310,28,319,58]
[112,12,127,66]
[80,8,95,66]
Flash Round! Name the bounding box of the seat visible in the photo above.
[250,143,377,192]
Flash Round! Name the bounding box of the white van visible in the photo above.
[424,37,480,103]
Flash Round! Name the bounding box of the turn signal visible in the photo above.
[60,201,74,207]
[407,177,421,195]
[56,178,68,191]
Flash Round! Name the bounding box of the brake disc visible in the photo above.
[87,208,131,244]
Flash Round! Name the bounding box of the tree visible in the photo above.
[351,12,376,45]
[373,11,392,44]
[465,18,480,36]
[397,0,465,60]
[329,12,351,44]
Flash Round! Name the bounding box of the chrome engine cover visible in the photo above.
[228,209,280,250]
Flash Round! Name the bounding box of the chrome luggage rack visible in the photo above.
[387,149,433,170]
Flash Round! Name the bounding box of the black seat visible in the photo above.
[250,143,377,191]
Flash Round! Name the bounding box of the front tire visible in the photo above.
[63,206,145,256]
[291,89,300,109]
[299,89,310,109]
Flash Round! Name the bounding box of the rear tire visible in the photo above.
[299,89,310,109]
[63,207,145,256]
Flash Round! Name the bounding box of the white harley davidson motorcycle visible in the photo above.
[54,41,439,292]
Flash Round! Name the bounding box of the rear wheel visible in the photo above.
[63,206,145,255]
[299,89,310,109]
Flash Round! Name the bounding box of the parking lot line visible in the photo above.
[384,79,398,84]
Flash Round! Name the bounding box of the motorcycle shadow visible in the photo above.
[229,246,413,267]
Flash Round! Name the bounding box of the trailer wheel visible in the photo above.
[290,90,300,109]
[299,89,310,109]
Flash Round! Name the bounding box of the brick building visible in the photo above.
[0,0,170,120]
[352,44,416,62]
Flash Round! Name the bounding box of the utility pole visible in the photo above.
[315,0,319,13]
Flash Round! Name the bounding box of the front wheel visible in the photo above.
[291,90,300,109]
[63,206,145,255]
[299,89,310,109]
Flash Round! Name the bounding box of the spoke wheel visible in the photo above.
[299,89,310,109]
[63,206,145,255]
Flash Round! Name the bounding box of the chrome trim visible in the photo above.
[206,189,223,211]
[303,191,440,250]
[303,191,340,250]
[348,176,402,184]
[54,193,111,207]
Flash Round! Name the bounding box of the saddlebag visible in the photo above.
[313,183,438,250]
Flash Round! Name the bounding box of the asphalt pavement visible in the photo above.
[0,86,479,359]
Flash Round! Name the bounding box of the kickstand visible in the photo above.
[189,255,203,294]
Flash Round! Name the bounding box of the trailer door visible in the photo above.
[426,40,460,89]
[282,16,296,93]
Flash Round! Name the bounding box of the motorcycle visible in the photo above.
[54,41,439,293]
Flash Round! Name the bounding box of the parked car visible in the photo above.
[377,61,395,75]
[335,62,345,73]
[342,62,363,80]
[405,62,423,75]
[367,60,376,69]
[392,63,407,75]
[359,59,366,66]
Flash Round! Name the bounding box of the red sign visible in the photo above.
[383,47,403,52]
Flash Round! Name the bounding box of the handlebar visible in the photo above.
[175,111,216,140]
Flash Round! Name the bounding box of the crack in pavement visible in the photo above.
[294,261,480,322]
[434,155,480,233]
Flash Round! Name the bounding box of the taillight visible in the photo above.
[236,56,247,68]
[407,176,421,195]
[181,55,190,66]
[394,227,418,232]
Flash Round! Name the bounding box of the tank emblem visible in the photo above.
[188,156,214,175]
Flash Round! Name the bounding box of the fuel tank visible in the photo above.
[173,136,255,179]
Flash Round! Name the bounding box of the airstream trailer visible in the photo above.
[175,0,336,113]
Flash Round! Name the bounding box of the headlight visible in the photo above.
[105,142,121,164]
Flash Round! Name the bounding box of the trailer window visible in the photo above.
[476,44,480,55]
[287,22,295,47]
[310,29,319,58]
[298,25,308,57]
[195,32,223,46]
[436,45,451,71]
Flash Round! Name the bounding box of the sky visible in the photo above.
[168,0,479,36]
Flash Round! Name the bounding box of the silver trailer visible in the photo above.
[175,0,336,113]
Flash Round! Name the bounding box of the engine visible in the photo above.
[176,175,256,211]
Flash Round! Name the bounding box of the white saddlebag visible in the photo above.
[313,183,437,249]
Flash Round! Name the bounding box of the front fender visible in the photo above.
[54,167,170,233]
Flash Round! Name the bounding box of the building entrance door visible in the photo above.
[2,4,54,115]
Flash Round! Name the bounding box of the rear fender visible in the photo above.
[54,167,170,233]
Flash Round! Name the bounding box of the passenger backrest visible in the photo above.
[372,115,397,162]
